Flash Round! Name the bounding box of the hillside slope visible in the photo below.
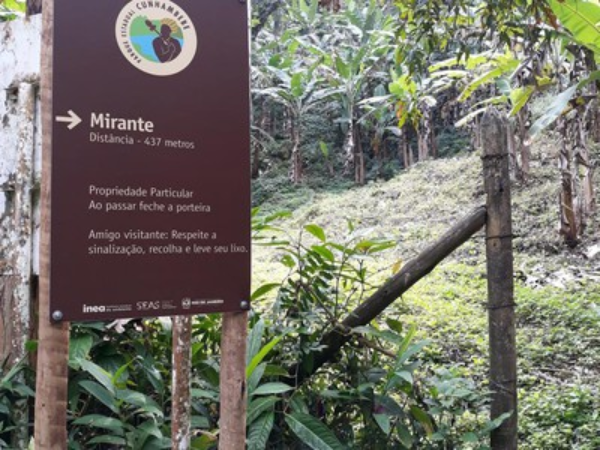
[256,143,599,283]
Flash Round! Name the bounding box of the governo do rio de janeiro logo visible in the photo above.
[116,0,197,76]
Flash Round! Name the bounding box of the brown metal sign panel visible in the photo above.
[50,0,250,321]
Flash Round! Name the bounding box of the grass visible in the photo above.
[252,141,600,448]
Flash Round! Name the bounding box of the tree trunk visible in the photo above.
[516,107,531,182]
[26,0,42,16]
[471,117,482,150]
[290,121,302,184]
[559,118,580,247]
[355,127,365,185]
[5,81,36,449]
[251,0,282,38]
[372,134,382,178]
[343,122,355,176]
[575,105,596,232]
[251,104,268,179]
[417,107,432,161]
[319,0,342,12]
[584,48,600,142]
[400,129,411,169]
[416,128,426,161]
[429,114,438,159]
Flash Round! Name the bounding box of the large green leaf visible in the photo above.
[251,283,280,302]
[68,335,93,369]
[248,396,279,425]
[529,84,577,137]
[285,413,346,450]
[247,319,265,366]
[72,414,125,434]
[79,360,115,395]
[79,380,119,414]
[86,435,127,446]
[373,413,391,434]
[305,224,327,242]
[117,390,163,417]
[247,411,274,450]
[246,336,283,380]
[509,86,535,116]
[247,363,267,395]
[410,406,435,436]
[550,0,600,56]
[2,0,25,15]
[252,382,293,396]
[291,73,304,98]
[455,107,488,128]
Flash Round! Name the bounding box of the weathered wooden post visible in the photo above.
[172,316,193,450]
[219,311,249,450]
[481,109,517,449]
[34,0,71,447]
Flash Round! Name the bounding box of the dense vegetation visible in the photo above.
[1,0,599,448]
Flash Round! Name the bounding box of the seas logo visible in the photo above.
[181,298,191,310]
[136,301,161,311]
[115,0,198,76]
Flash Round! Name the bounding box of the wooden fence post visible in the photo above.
[34,1,70,448]
[481,109,517,449]
[172,316,193,450]
[218,311,248,450]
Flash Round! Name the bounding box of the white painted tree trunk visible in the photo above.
[0,16,42,362]
[0,15,42,449]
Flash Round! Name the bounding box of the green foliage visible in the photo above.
[0,0,26,21]
[520,385,600,450]
[67,321,174,449]
[550,0,600,57]
[0,356,33,447]
[246,211,509,448]
[393,0,552,75]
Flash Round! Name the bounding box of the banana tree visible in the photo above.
[388,71,445,167]
[358,85,398,178]
[255,63,339,184]
[536,0,600,245]
[322,0,396,184]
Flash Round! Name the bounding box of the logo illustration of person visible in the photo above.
[145,20,182,63]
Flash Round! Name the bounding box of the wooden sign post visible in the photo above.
[219,312,249,449]
[35,1,70,447]
[35,1,251,447]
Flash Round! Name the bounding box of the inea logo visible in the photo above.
[83,304,106,314]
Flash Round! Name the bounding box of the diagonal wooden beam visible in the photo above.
[293,206,487,385]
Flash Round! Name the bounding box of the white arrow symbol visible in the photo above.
[55,110,82,130]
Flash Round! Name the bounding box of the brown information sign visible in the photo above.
[50,0,250,321]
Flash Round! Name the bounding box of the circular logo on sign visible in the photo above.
[116,1,197,76]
